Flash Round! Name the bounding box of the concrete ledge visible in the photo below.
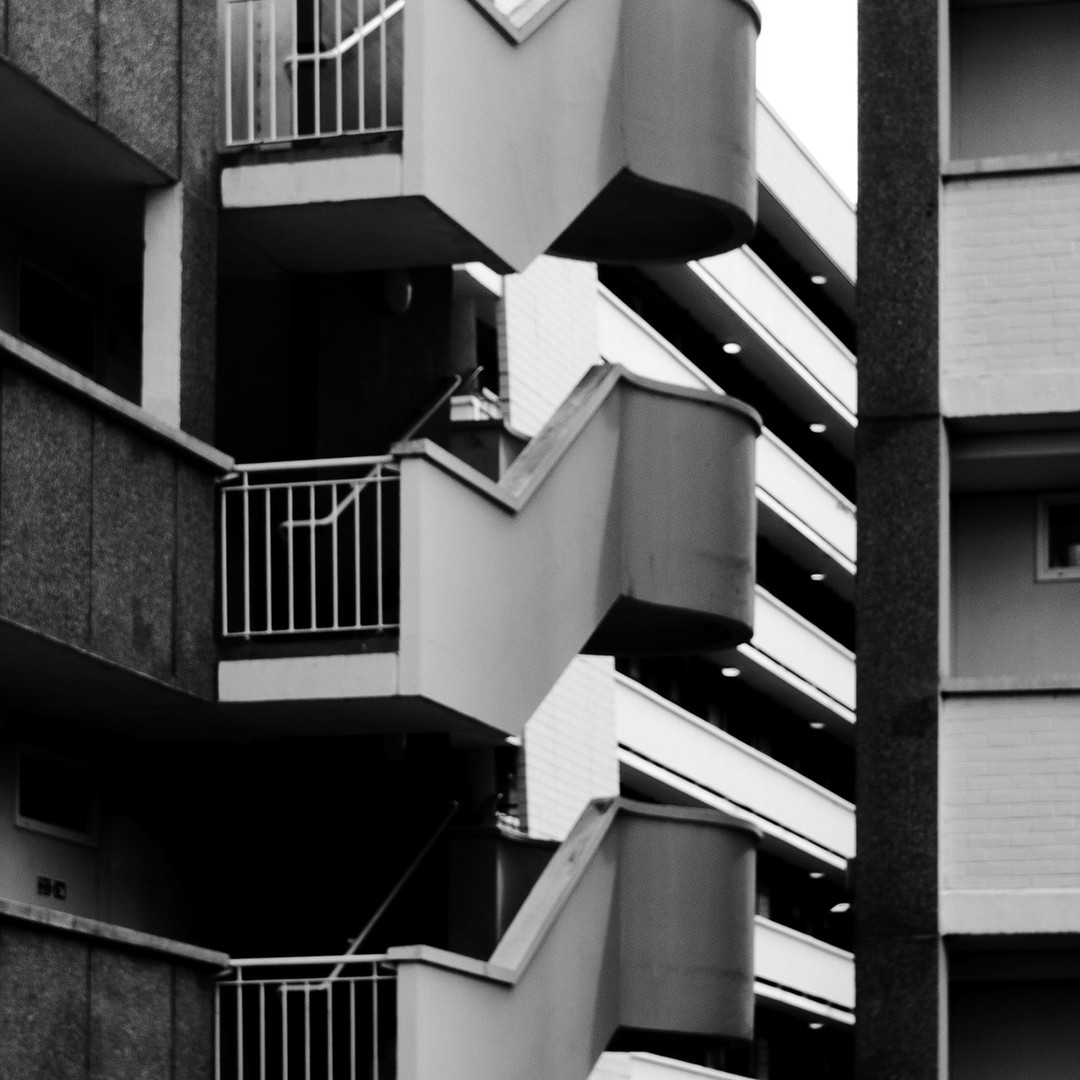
[0,328,232,472]
[943,889,1080,936]
[0,897,228,968]
[942,675,1080,695]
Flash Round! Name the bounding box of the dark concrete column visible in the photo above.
[857,0,946,1077]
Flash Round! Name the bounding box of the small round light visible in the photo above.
[721,666,741,678]
[810,572,826,582]
[722,342,742,355]
[809,422,828,434]
[810,274,828,285]
[831,902,851,914]
[810,721,826,730]
[809,1022,825,1031]
[809,871,825,880]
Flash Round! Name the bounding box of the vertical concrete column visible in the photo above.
[141,185,185,429]
[857,0,948,1077]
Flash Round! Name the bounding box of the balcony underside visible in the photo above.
[0,57,166,273]
[550,169,753,265]
[221,0,759,271]
[221,169,512,273]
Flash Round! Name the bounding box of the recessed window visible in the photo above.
[1036,494,1080,581]
[15,747,98,846]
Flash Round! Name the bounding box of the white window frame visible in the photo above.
[14,745,99,847]
[1035,493,1080,582]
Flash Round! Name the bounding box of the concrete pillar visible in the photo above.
[141,185,184,429]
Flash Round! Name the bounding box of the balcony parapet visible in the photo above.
[0,332,227,723]
[219,365,760,738]
[615,674,855,861]
[754,915,855,1017]
[219,799,760,1080]
[221,0,760,271]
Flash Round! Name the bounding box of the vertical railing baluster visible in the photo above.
[291,0,299,138]
[313,0,321,136]
[283,979,290,1080]
[376,468,384,628]
[264,487,273,633]
[309,485,318,629]
[327,983,334,1080]
[215,983,223,1080]
[371,965,379,1080]
[237,975,245,1080]
[242,474,252,637]
[358,0,366,132]
[332,483,340,630]
[349,978,357,1080]
[247,1,257,143]
[379,0,387,131]
[225,6,235,145]
[269,0,278,140]
[353,483,361,629]
[259,983,267,1080]
[287,485,296,631]
[304,984,312,1080]
[334,0,343,134]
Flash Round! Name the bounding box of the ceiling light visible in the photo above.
[810,572,826,582]
[810,721,826,730]
[722,342,742,355]
[809,422,828,434]
[721,666,741,678]
[809,871,825,879]
[810,274,828,285]
[809,1022,825,1030]
[831,902,851,914]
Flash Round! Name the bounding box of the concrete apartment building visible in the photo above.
[858,1,1080,1078]
[0,0,855,1077]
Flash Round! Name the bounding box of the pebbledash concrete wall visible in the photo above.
[942,169,1080,418]
[857,0,946,1077]
[0,359,220,698]
[0,902,223,1080]
[500,256,620,841]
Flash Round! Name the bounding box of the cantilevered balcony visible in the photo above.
[220,0,760,272]
[218,365,759,739]
[217,799,760,1080]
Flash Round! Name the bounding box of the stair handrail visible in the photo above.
[317,799,460,987]
[277,365,482,531]
[284,0,405,65]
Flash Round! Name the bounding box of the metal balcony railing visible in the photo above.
[225,0,404,146]
[220,457,400,638]
[216,955,398,1080]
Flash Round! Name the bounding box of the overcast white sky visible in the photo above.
[754,0,857,202]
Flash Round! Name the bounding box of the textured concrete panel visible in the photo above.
[856,415,942,935]
[0,370,93,646]
[174,464,217,699]
[172,964,215,1080]
[0,924,90,1080]
[180,0,220,202]
[857,934,944,1080]
[179,192,218,443]
[98,0,180,173]
[89,949,172,1080]
[7,0,97,116]
[858,0,941,418]
[90,417,176,681]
